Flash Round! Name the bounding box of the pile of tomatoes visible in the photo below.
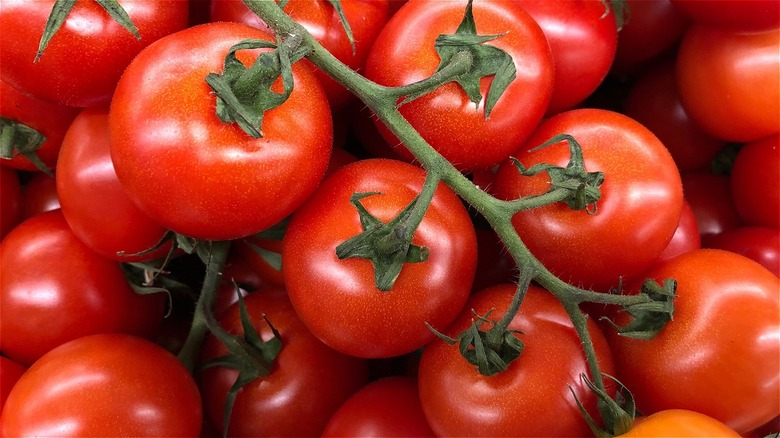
[0,0,778,437]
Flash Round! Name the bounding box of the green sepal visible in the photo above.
[512,133,604,213]
[569,373,636,438]
[602,278,677,340]
[601,0,630,31]
[0,116,51,175]
[120,261,196,318]
[245,239,282,272]
[326,0,355,54]
[255,217,289,241]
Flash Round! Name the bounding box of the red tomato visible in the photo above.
[0,0,188,107]
[620,409,740,437]
[514,0,618,115]
[19,171,60,220]
[676,24,780,142]
[211,0,390,110]
[56,107,170,262]
[493,108,684,291]
[0,80,79,172]
[606,249,780,434]
[705,226,780,277]
[0,334,202,437]
[472,227,517,291]
[0,210,165,365]
[656,199,700,263]
[419,284,616,436]
[198,287,369,437]
[283,158,477,358]
[670,0,780,31]
[0,356,25,416]
[109,22,333,240]
[0,166,20,239]
[681,171,743,242]
[730,134,779,228]
[364,0,554,171]
[322,376,435,437]
[623,59,726,172]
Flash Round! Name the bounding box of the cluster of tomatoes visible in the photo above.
[0,0,778,437]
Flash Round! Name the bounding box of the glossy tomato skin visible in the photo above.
[365,0,554,171]
[493,109,684,291]
[0,210,165,365]
[0,0,188,107]
[514,0,618,115]
[619,409,740,437]
[670,0,780,31]
[730,134,779,228]
[56,107,170,262]
[0,356,25,416]
[676,25,780,142]
[322,376,435,437]
[0,80,79,172]
[419,284,616,436]
[705,226,780,277]
[606,249,780,434]
[282,158,477,358]
[656,199,700,263]
[0,166,20,240]
[109,22,333,241]
[198,287,370,437]
[0,334,202,437]
[211,0,390,111]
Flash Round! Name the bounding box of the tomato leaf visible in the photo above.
[0,116,51,175]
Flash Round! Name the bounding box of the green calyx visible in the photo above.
[36,0,140,62]
[0,116,51,174]
[205,36,311,138]
[513,133,605,213]
[571,373,636,437]
[602,278,677,340]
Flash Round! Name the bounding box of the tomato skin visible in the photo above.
[365,0,554,171]
[681,172,743,242]
[322,376,435,437]
[198,287,370,437]
[670,0,780,32]
[19,172,60,220]
[419,284,615,437]
[0,356,25,416]
[0,0,188,107]
[619,409,740,437]
[656,199,700,263]
[705,226,780,277]
[493,108,684,291]
[730,134,779,228]
[606,249,780,434]
[282,158,477,358]
[676,25,780,142]
[0,334,202,437]
[56,107,170,262]
[0,166,20,240]
[109,22,333,240]
[0,210,165,365]
[514,0,618,115]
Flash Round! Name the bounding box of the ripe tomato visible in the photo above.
[282,158,477,358]
[364,0,554,171]
[514,0,618,115]
[676,24,780,142]
[56,107,170,262]
[0,210,165,365]
[109,22,332,240]
[211,0,390,110]
[0,0,188,107]
[0,166,20,239]
[705,226,780,277]
[322,376,435,437]
[418,284,616,436]
[670,0,780,31]
[198,287,369,437]
[730,134,779,228]
[681,171,743,242]
[493,108,684,291]
[606,249,780,434]
[620,409,740,437]
[0,334,202,437]
[19,172,60,220]
[656,199,700,263]
[0,356,25,416]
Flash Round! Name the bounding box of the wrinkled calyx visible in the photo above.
[603,278,677,340]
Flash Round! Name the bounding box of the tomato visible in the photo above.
[514,0,618,115]
[472,227,517,292]
[0,356,25,416]
[322,376,435,437]
[676,24,780,142]
[730,134,779,228]
[0,166,20,239]
[19,171,60,220]
[605,249,780,434]
[670,0,780,31]
[419,284,616,436]
[0,334,202,437]
[619,409,740,437]
[656,199,700,263]
[198,287,369,437]
[0,210,165,365]
[681,171,743,242]
[0,0,188,107]
[0,79,79,172]
[109,22,333,240]
[364,0,554,171]
[493,108,684,291]
[623,59,726,172]
[211,0,390,111]
[56,107,170,262]
[282,158,477,358]
[705,226,780,277]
